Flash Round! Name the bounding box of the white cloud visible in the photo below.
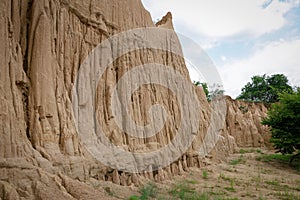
[142,0,300,38]
[142,0,300,98]
[221,56,227,61]
[219,39,300,97]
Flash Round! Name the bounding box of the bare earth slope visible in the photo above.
[125,149,300,200]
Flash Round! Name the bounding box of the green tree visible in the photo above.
[193,81,223,101]
[193,81,209,97]
[237,74,293,103]
[207,84,224,101]
[262,88,300,163]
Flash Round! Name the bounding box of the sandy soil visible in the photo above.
[88,148,300,200]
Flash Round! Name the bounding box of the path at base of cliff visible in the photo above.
[110,148,300,200]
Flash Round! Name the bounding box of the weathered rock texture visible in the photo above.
[224,96,271,148]
[0,0,270,198]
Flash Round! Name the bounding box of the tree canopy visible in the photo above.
[262,88,300,161]
[237,74,293,103]
[193,81,224,101]
[193,81,209,97]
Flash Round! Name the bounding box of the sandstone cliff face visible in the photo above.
[0,0,270,199]
[196,95,270,162]
[224,96,271,148]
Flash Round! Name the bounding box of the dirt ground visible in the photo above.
[88,148,300,200]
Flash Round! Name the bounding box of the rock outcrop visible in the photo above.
[0,0,270,198]
[224,96,271,148]
[195,95,270,162]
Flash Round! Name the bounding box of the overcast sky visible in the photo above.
[141,0,300,98]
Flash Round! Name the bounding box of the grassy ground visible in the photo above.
[125,149,300,200]
[86,148,300,199]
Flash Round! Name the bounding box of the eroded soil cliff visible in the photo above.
[0,0,270,199]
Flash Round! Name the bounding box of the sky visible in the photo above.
[141,0,300,98]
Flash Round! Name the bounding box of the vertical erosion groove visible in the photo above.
[23,0,32,141]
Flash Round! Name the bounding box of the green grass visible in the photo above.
[169,181,195,199]
[140,183,157,200]
[224,181,236,192]
[129,195,140,200]
[186,179,198,184]
[256,149,263,154]
[296,180,300,191]
[223,187,235,192]
[239,148,263,154]
[208,189,227,196]
[265,180,280,186]
[257,154,290,162]
[219,173,233,182]
[274,191,300,200]
[256,153,300,172]
[239,149,247,154]
[264,179,300,192]
[129,179,240,200]
[168,180,236,200]
[129,182,157,200]
[202,170,208,179]
[229,157,244,165]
